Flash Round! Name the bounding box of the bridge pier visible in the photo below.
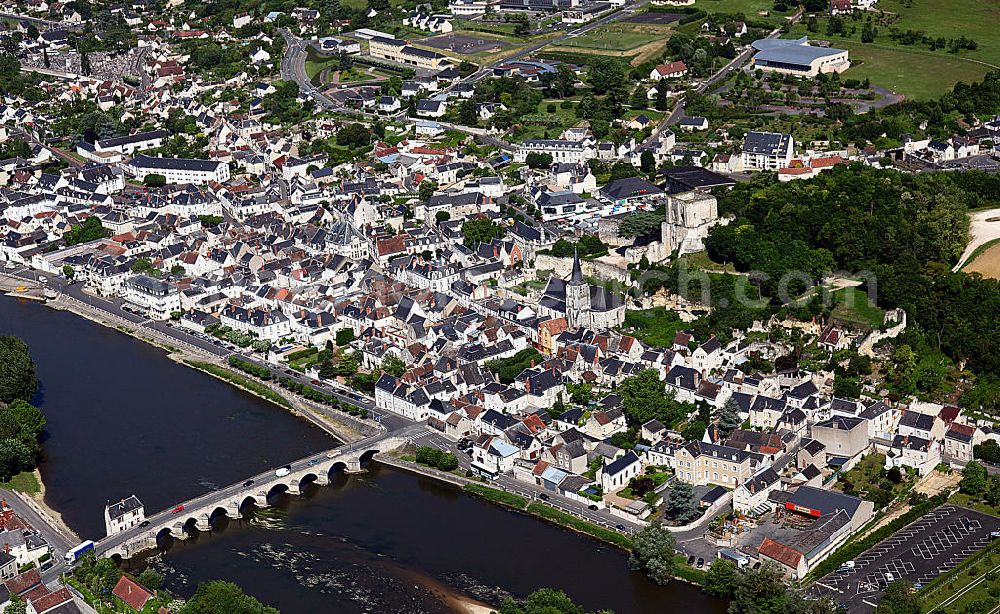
[225,503,241,520]
[315,473,330,486]
[343,459,366,474]
[253,494,269,508]
[169,524,189,540]
[195,514,212,532]
[287,481,301,496]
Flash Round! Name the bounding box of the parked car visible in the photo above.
[696,558,705,569]
[687,556,696,566]
[172,505,185,513]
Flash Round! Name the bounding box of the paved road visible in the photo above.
[644,9,803,145]
[0,488,75,553]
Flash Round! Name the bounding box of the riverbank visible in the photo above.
[38,291,373,443]
[16,469,80,543]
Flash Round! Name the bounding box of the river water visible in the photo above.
[0,296,727,614]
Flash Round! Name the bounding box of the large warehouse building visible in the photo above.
[750,37,850,77]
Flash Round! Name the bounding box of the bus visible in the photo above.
[64,540,95,563]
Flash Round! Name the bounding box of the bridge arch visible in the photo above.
[208,506,229,524]
[358,449,380,465]
[298,473,319,489]
[182,516,199,531]
[239,495,257,512]
[266,482,290,501]
[155,526,173,542]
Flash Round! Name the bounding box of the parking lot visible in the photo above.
[420,33,508,54]
[809,505,1000,613]
[625,11,683,24]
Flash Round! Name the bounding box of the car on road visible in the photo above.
[696,558,705,569]
[243,479,255,487]
[40,560,54,571]
[310,379,321,385]
[588,504,599,511]
[308,459,320,466]
[327,450,340,458]
[140,521,150,527]
[172,505,185,513]
[538,493,550,501]
[615,524,626,531]
[275,466,291,477]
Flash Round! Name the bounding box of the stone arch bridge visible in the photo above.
[97,426,422,560]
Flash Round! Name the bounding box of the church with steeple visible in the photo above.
[538,250,626,330]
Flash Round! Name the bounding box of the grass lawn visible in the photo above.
[0,471,40,494]
[792,0,1000,68]
[829,286,885,330]
[621,307,686,348]
[525,502,633,550]
[184,360,293,409]
[832,453,911,502]
[691,0,793,22]
[560,26,661,51]
[948,491,1000,517]
[834,40,990,100]
[305,46,338,83]
[920,540,1000,613]
[680,250,737,274]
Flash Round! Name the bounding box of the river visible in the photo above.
[0,295,727,614]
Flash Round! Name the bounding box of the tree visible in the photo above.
[459,99,478,126]
[974,439,1000,463]
[42,48,49,69]
[628,475,656,497]
[434,211,451,224]
[418,180,438,201]
[628,524,677,585]
[618,369,686,426]
[4,596,25,614]
[336,122,371,149]
[0,438,33,481]
[704,558,737,598]
[180,580,279,614]
[682,420,706,442]
[462,219,505,247]
[498,588,611,614]
[63,216,109,246]
[730,561,790,614]
[8,400,44,446]
[717,397,742,437]
[137,568,163,590]
[640,150,656,174]
[525,152,553,168]
[171,264,186,276]
[381,354,405,377]
[80,51,90,76]
[664,481,699,523]
[143,173,166,187]
[0,337,37,404]
[335,328,355,346]
[62,264,75,280]
[960,461,988,495]
[875,581,921,614]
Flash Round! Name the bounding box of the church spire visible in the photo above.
[570,249,585,285]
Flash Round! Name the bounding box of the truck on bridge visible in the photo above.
[65,540,95,563]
